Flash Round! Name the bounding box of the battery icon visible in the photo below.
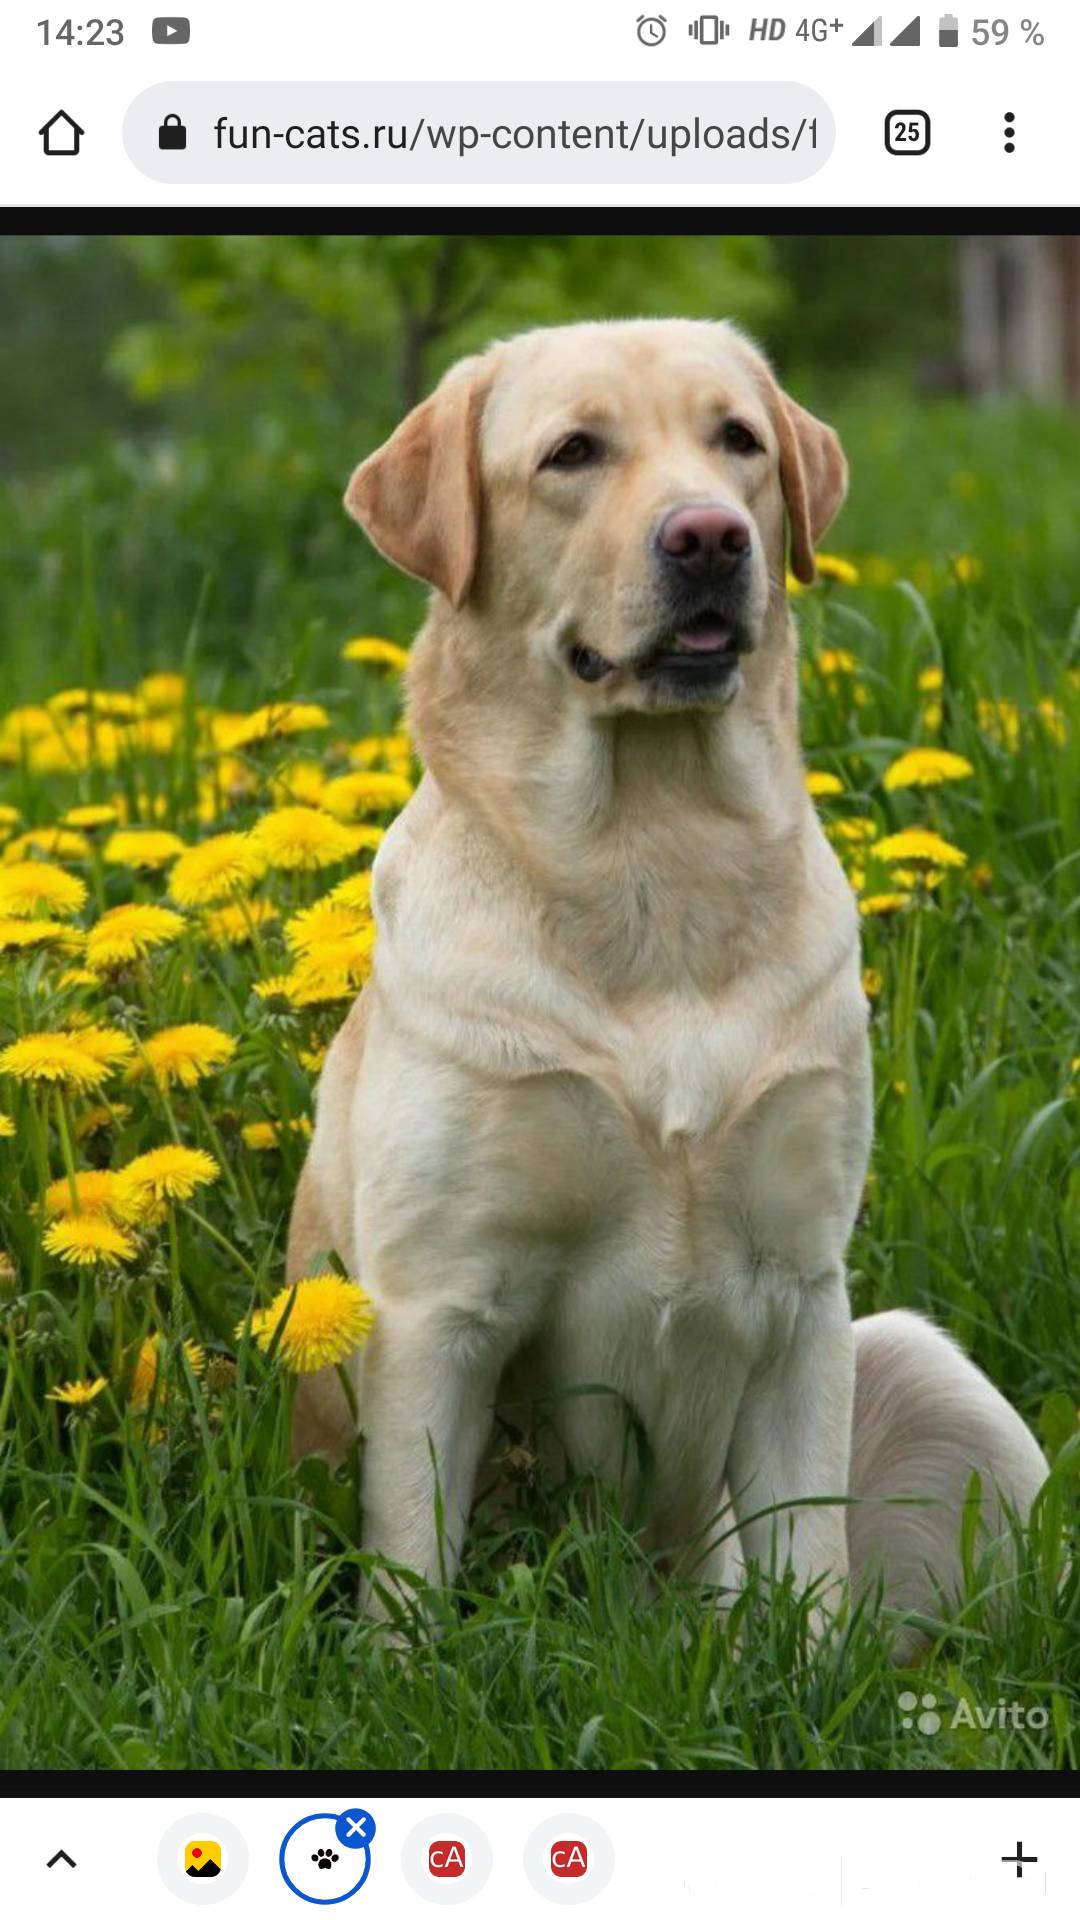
[938,12,959,44]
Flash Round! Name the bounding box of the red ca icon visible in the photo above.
[550,1840,588,1878]
[428,1840,467,1879]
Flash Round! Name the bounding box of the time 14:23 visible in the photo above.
[38,19,124,43]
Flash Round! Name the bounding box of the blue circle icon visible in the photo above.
[279,1812,375,1905]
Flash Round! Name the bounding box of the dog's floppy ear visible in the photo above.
[344,356,492,610]
[773,392,848,587]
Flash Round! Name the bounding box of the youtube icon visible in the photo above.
[152,16,190,41]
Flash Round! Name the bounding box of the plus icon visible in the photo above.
[1001,1842,1038,1879]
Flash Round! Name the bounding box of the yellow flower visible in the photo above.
[46,1377,108,1407]
[874,828,967,870]
[170,832,266,908]
[74,1101,131,1140]
[861,967,884,999]
[969,861,994,892]
[814,555,861,587]
[241,1116,312,1151]
[814,648,858,677]
[917,667,944,694]
[104,828,186,872]
[86,902,187,971]
[0,1114,15,1138]
[269,759,328,807]
[250,806,364,872]
[327,871,374,913]
[43,1168,131,1221]
[298,1043,328,1075]
[62,804,120,831]
[341,636,409,671]
[4,826,90,864]
[806,770,844,797]
[75,1026,138,1074]
[58,965,100,988]
[953,554,983,585]
[348,733,412,773]
[0,803,21,829]
[0,861,86,920]
[285,897,372,956]
[0,917,83,954]
[135,1023,236,1090]
[138,671,187,711]
[48,688,139,722]
[859,892,911,918]
[118,1144,220,1221]
[43,1214,138,1267]
[320,771,414,821]
[0,1032,110,1092]
[287,930,375,1004]
[1037,698,1067,746]
[977,697,1021,754]
[239,1272,376,1373]
[218,702,331,751]
[785,571,806,596]
[128,1331,205,1411]
[826,817,878,845]
[203,898,279,947]
[882,749,973,792]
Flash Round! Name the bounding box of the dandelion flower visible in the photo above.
[0,803,21,829]
[341,636,409,671]
[0,861,87,920]
[814,555,861,587]
[826,817,878,845]
[327,871,374,913]
[44,1214,138,1267]
[128,1330,206,1411]
[63,803,120,831]
[348,733,412,773]
[917,667,944,694]
[874,828,967,870]
[953,554,983,585]
[74,1101,131,1141]
[104,828,186,872]
[75,1026,138,1074]
[814,648,858,677]
[285,897,372,956]
[203,898,279,947]
[241,1115,312,1151]
[118,1144,220,1221]
[251,806,364,872]
[135,1023,236,1090]
[0,917,83,954]
[4,826,91,864]
[138,671,187,711]
[170,832,266,908]
[86,902,187,971]
[1037,698,1067,746]
[320,771,413,821]
[806,770,844,797]
[861,967,884,999]
[219,702,331,751]
[268,759,328,807]
[0,1032,110,1092]
[239,1272,375,1374]
[882,748,973,793]
[46,1377,108,1407]
[43,1168,131,1220]
[859,892,912,918]
[0,1114,15,1138]
[287,930,375,1004]
[977,697,1021,754]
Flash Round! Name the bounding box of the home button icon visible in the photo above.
[39,109,84,156]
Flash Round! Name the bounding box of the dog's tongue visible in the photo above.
[674,624,731,652]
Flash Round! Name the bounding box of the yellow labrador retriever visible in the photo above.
[289,319,1045,1648]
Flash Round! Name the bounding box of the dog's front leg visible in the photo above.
[359,1294,512,1605]
[725,1274,854,1608]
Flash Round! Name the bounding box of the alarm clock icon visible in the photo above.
[637,13,667,43]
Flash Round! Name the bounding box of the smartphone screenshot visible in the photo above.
[1,0,1077,1907]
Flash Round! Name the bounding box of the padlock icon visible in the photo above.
[158,112,187,150]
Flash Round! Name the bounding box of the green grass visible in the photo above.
[0,391,1078,1771]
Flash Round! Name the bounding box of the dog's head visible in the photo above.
[346,319,847,715]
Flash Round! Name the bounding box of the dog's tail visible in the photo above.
[847,1309,1048,1660]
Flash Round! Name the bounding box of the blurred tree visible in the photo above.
[109,233,785,424]
[768,234,958,387]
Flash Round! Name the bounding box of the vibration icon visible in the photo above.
[689,14,730,38]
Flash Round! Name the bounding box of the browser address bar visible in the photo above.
[123,82,834,183]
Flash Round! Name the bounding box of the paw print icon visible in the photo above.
[279,1810,376,1905]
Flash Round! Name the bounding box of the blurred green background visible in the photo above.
[2,230,1078,705]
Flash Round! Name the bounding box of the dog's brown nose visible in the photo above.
[658,504,751,576]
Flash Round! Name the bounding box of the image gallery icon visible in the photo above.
[184,1841,222,1879]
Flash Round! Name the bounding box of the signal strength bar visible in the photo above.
[853,14,882,43]
[891,14,921,41]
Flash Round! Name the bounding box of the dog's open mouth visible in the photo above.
[568,613,752,687]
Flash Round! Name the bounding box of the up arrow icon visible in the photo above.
[47,1850,76,1869]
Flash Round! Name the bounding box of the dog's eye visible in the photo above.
[542,431,602,471]
[718,420,763,456]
